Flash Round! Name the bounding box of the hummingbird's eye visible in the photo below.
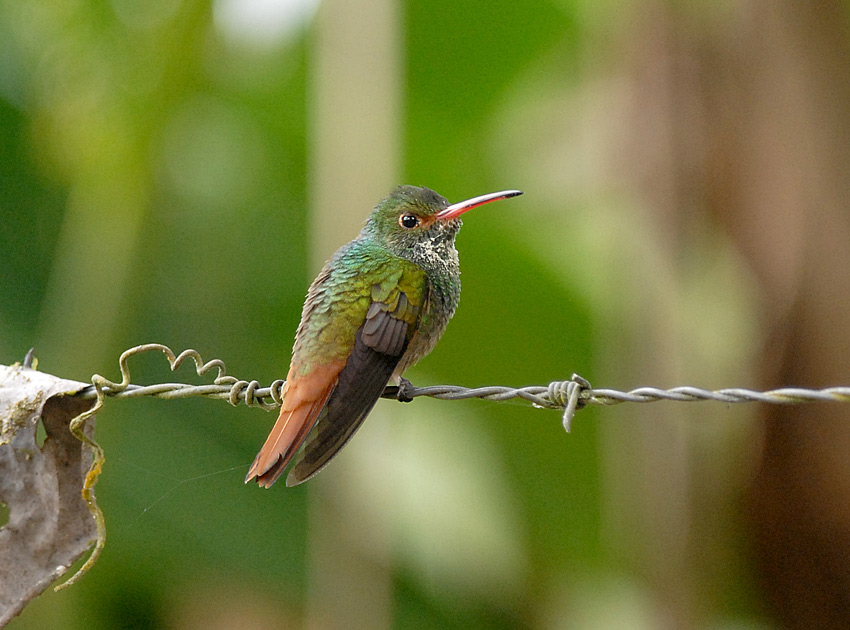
[399,213,419,229]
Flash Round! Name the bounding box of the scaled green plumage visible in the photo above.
[291,245,429,372]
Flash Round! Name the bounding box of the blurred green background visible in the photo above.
[5,0,850,628]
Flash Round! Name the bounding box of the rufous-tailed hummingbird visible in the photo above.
[245,185,522,487]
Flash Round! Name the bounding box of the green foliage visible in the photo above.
[0,0,766,628]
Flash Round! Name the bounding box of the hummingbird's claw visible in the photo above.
[395,377,416,402]
[382,378,416,402]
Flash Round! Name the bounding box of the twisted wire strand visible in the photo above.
[74,345,850,427]
[58,343,850,586]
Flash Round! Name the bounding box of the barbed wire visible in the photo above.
[75,344,850,432]
[42,342,850,588]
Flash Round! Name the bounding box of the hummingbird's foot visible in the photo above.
[382,378,416,402]
[395,377,416,402]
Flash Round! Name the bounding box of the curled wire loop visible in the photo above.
[77,344,285,410]
[64,344,285,589]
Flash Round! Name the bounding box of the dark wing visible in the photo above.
[285,291,421,486]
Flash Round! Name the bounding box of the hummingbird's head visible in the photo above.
[363,185,522,258]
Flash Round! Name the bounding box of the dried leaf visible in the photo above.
[0,364,96,627]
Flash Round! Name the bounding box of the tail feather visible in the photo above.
[245,360,344,488]
[251,394,330,488]
[284,327,403,486]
